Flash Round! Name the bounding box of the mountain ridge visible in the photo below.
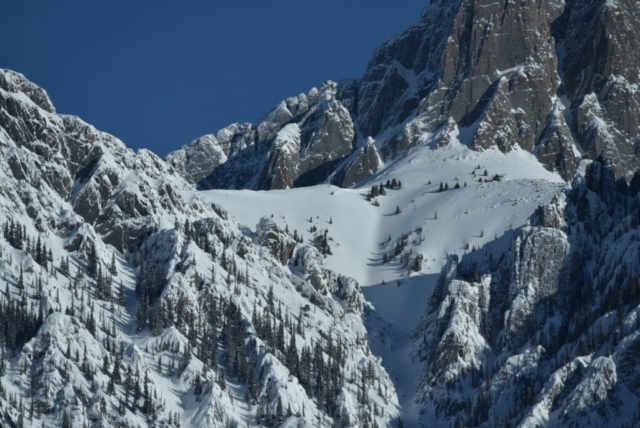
[168,0,639,191]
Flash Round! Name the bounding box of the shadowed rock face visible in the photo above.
[166,134,228,184]
[413,161,640,427]
[168,81,362,191]
[336,138,381,188]
[359,0,640,179]
[358,0,573,174]
[256,217,297,265]
[169,0,639,187]
[560,0,640,178]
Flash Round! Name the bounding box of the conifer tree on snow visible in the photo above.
[88,241,99,278]
[118,282,126,307]
[18,266,24,290]
[110,252,118,277]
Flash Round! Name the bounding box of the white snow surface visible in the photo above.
[202,141,565,425]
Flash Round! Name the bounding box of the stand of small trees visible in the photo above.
[3,219,53,269]
[367,178,403,201]
[311,229,332,256]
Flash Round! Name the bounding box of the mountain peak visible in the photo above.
[0,68,56,113]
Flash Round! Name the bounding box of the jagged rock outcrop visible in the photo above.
[560,0,640,177]
[332,137,382,188]
[291,245,365,313]
[256,216,297,265]
[357,0,579,177]
[413,160,640,427]
[356,0,639,179]
[166,134,228,184]
[0,69,213,253]
[170,0,639,187]
[167,81,365,190]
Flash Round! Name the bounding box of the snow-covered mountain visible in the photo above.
[168,0,640,190]
[0,69,399,427]
[3,0,640,427]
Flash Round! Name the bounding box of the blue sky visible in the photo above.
[2,1,425,155]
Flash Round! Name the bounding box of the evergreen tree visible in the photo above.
[18,399,24,428]
[143,371,153,415]
[0,348,6,376]
[18,266,24,290]
[60,257,69,277]
[35,236,42,265]
[110,252,118,276]
[61,409,71,428]
[87,303,96,336]
[135,296,149,332]
[276,396,284,426]
[88,241,99,278]
[106,377,115,395]
[217,370,226,390]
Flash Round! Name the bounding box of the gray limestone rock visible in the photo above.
[256,216,297,265]
[166,134,228,184]
[339,138,381,188]
[0,69,224,253]
[189,82,358,190]
[560,0,640,179]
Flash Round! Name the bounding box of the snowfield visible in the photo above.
[202,141,566,425]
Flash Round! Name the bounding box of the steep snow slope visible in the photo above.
[203,139,565,424]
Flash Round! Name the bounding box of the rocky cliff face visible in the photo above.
[167,81,376,190]
[0,68,212,254]
[0,69,399,428]
[413,160,640,427]
[170,0,640,188]
[561,0,640,178]
[358,0,640,180]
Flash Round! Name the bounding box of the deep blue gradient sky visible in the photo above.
[2,1,426,155]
